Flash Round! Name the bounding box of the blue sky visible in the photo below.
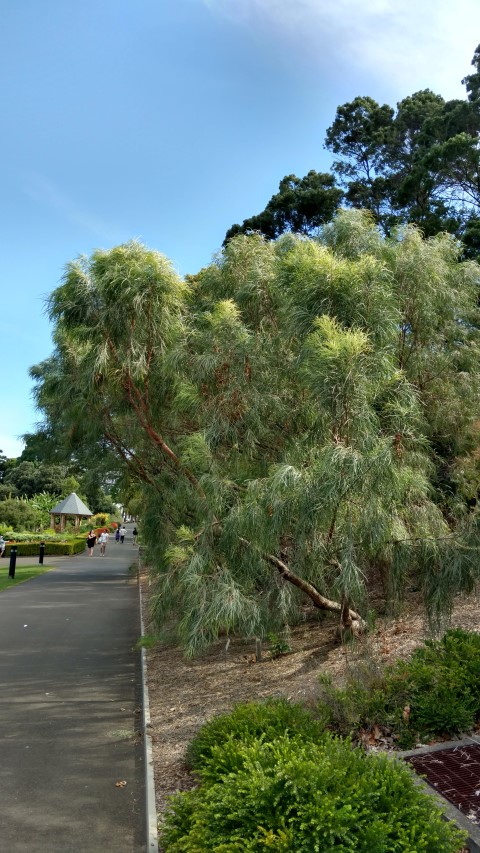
[1,0,480,457]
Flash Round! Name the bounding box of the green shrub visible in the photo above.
[0,498,40,532]
[317,671,390,737]
[185,699,324,771]
[163,733,465,852]
[3,538,86,557]
[267,632,292,659]
[0,530,83,543]
[317,629,480,747]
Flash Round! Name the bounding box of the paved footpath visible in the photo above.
[0,534,146,852]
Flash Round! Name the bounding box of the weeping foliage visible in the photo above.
[33,213,480,653]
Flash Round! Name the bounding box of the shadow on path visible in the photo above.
[0,538,145,853]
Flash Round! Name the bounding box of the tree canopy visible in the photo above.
[224,171,343,244]
[224,46,480,259]
[31,211,480,652]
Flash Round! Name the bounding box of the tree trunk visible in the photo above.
[261,548,366,633]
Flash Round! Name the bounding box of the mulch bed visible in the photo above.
[141,573,480,836]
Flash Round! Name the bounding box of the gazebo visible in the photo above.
[50,493,93,533]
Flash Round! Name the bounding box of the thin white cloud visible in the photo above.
[202,0,480,99]
[23,173,116,241]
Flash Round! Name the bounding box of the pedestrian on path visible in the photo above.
[119,525,126,544]
[86,529,97,557]
[0,535,5,558]
[132,526,138,545]
[115,526,120,542]
[98,529,110,556]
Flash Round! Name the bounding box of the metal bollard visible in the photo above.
[39,541,45,565]
[9,546,17,579]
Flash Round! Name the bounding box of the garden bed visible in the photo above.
[141,572,480,825]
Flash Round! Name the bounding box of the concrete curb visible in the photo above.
[139,573,159,853]
[398,737,480,852]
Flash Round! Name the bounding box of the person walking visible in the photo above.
[0,535,5,558]
[98,529,110,556]
[119,525,126,544]
[132,526,138,546]
[115,526,120,542]
[86,529,97,557]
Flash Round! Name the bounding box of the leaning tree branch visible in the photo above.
[238,537,365,629]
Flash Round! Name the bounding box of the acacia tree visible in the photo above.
[33,213,480,653]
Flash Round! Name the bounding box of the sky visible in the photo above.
[1,0,480,458]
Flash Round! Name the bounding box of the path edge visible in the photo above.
[139,570,159,852]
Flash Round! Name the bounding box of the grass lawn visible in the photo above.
[0,565,54,592]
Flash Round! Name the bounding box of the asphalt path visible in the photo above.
[0,532,145,852]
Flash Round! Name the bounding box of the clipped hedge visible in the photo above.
[3,538,86,557]
[163,728,465,852]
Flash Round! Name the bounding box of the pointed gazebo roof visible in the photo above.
[51,492,92,517]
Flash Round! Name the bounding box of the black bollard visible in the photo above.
[39,541,45,565]
[9,546,17,579]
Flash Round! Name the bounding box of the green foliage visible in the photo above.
[0,498,40,531]
[163,729,464,852]
[324,56,480,250]
[134,633,158,650]
[0,483,19,500]
[185,699,324,772]
[26,491,61,529]
[266,632,292,659]
[224,46,480,258]
[33,213,480,653]
[224,170,343,244]
[1,529,81,542]
[317,629,480,747]
[2,461,79,500]
[4,538,85,557]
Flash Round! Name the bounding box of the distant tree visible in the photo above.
[324,95,395,224]
[0,498,39,532]
[0,450,7,483]
[78,469,116,514]
[20,428,65,463]
[3,461,79,500]
[463,43,480,102]
[0,483,19,500]
[325,46,480,246]
[225,46,480,255]
[224,171,343,244]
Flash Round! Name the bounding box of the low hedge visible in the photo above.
[186,699,325,771]
[163,716,465,852]
[3,538,86,557]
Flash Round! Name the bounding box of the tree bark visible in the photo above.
[238,539,365,631]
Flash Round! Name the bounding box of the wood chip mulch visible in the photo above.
[140,571,480,841]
